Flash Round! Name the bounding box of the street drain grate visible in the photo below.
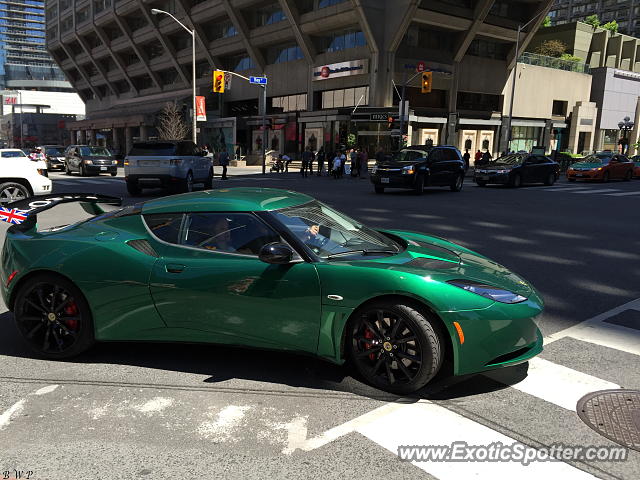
[576,389,640,452]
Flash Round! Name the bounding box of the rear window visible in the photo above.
[1,151,27,158]
[129,143,178,156]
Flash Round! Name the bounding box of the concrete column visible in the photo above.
[69,130,75,145]
[125,126,133,155]
[79,130,87,144]
[630,97,640,156]
[542,120,553,153]
[112,127,121,153]
[89,129,97,145]
[498,117,510,154]
[139,125,148,141]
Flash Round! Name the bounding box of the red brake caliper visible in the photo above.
[63,300,79,330]
[364,328,375,361]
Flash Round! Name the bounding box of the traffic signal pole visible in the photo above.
[398,70,423,150]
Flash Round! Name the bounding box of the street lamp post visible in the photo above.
[618,116,634,155]
[506,9,549,153]
[151,9,197,145]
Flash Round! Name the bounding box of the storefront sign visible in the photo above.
[196,96,206,122]
[3,96,18,105]
[313,60,369,81]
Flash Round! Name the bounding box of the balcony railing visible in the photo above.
[519,51,590,74]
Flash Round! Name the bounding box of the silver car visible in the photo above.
[124,140,213,196]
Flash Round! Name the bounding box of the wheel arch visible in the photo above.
[9,269,84,311]
[0,178,34,196]
[338,293,454,373]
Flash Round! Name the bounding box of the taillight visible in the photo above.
[6,271,18,287]
[124,160,130,166]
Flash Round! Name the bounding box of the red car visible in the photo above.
[566,153,634,182]
[631,155,640,178]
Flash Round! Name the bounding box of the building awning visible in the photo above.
[512,119,546,127]
[552,122,568,128]
[409,116,447,124]
[458,118,502,126]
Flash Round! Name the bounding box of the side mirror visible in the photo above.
[259,242,294,265]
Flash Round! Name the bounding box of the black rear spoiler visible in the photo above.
[3,193,122,232]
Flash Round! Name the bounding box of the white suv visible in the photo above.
[0,149,52,204]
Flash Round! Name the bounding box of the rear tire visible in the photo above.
[413,176,424,195]
[13,273,95,359]
[450,174,464,192]
[623,170,632,182]
[126,180,141,196]
[183,171,194,193]
[374,185,385,194]
[544,172,556,186]
[0,182,30,204]
[568,178,576,182]
[110,171,117,177]
[348,300,443,395]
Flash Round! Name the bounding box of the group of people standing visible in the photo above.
[296,146,371,179]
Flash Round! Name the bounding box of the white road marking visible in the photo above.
[0,399,26,430]
[605,191,640,196]
[197,405,251,442]
[33,384,59,396]
[571,189,620,194]
[356,401,597,480]
[544,187,590,192]
[133,397,174,414]
[487,358,619,411]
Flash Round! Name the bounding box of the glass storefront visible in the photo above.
[509,126,542,153]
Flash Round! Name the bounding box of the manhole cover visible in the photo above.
[576,389,640,452]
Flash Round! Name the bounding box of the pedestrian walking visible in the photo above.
[316,147,325,176]
[332,152,342,179]
[218,148,230,180]
[282,153,291,172]
[462,149,470,171]
[474,150,482,163]
[359,148,369,178]
[301,147,313,178]
[481,150,492,165]
[350,149,358,177]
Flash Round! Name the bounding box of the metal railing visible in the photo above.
[519,52,590,74]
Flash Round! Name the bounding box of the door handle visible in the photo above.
[165,264,186,274]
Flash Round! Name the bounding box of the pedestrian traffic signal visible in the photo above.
[421,71,432,94]
[213,71,225,93]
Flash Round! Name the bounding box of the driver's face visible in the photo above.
[308,225,320,236]
[214,218,231,242]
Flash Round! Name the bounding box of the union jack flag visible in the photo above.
[0,207,29,225]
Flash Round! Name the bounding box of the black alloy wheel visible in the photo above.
[349,301,443,394]
[602,171,610,183]
[14,274,94,359]
[450,174,464,192]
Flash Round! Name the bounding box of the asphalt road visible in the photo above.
[0,168,638,480]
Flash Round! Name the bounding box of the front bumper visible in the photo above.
[32,178,53,195]
[439,299,544,376]
[474,173,510,184]
[370,173,417,188]
[83,164,117,174]
[47,158,65,170]
[567,170,602,180]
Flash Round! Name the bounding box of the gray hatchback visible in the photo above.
[124,140,213,196]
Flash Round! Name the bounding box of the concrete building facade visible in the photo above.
[548,0,640,39]
[46,0,564,159]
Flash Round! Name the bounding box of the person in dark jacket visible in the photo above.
[301,147,313,178]
[218,148,230,180]
[316,147,325,176]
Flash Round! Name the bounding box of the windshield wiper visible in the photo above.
[326,249,398,260]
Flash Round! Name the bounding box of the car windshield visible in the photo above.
[1,151,27,158]
[272,201,401,260]
[581,155,610,164]
[129,143,178,156]
[45,147,65,156]
[391,149,427,162]
[79,146,111,156]
[491,154,524,165]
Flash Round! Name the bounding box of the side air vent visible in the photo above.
[405,257,458,269]
[126,239,159,257]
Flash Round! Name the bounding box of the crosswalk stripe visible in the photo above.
[356,401,598,479]
[543,187,590,192]
[487,357,619,411]
[571,188,620,194]
[604,191,640,196]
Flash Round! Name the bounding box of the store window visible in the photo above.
[248,3,286,28]
[315,29,366,53]
[272,94,307,112]
[264,43,304,64]
[509,126,542,153]
[321,87,368,109]
[467,37,510,60]
[224,54,256,71]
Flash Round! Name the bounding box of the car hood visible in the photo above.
[83,156,113,161]
[571,162,604,169]
[344,229,538,299]
[377,160,419,168]
[481,163,517,169]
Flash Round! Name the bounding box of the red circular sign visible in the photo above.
[416,61,426,73]
[320,66,331,78]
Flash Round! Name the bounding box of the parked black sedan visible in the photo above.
[370,145,466,194]
[474,153,560,187]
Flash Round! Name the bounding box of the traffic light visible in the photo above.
[213,71,225,93]
[421,71,432,94]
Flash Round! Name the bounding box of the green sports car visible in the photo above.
[1,188,543,394]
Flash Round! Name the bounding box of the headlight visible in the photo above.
[402,165,415,175]
[84,159,93,165]
[447,280,527,304]
[371,165,378,174]
[112,160,118,165]
[593,167,602,171]
[496,169,510,174]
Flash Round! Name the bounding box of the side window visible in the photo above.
[183,213,281,256]
[446,149,461,161]
[144,213,184,244]
[429,149,444,163]
[407,151,422,162]
[66,147,75,156]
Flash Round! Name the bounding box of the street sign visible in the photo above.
[250,76,267,85]
[224,72,232,90]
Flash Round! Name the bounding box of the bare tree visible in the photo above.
[156,102,190,140]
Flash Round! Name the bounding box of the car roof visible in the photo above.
[141,188,314,214]
[0,148,26,152]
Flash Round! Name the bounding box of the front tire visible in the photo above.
[110,171,117,177]
[623,170,632,182]
[544,172,556,186]
[0,182,29,204]
[602,171,610,183]
[203,168,214,189]
[348,301,443,395]
[126,179,142,196]
[509,173,522,188]
[13,273,95,359]
[374,185,385,194]
[413,175,424,195]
